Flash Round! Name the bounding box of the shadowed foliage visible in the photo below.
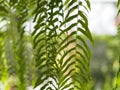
[32,0,93,90]
[0,0,93,90]
[0,0,36,90]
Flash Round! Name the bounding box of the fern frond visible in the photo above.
[33,0,93,90]
[0,0,32,89]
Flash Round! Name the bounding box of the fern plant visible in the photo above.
[0,0,93,89]
[32,0,93,90]
[0,0,34,89]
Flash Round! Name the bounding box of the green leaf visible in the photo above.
[60,14,78,27]
[0,5,8,13]
[85,0,91,10]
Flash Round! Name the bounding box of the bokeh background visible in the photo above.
[89,0,119,90]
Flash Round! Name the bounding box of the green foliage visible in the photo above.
[32,0,93,89]
[0,31,8,83]
[1,0,120,90]
[0,0,93,89]
[113,1,120,90]
[0,0,36,90]
[90,35,118,90]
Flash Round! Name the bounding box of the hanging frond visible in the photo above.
[33,0,93,90]
[8,0,29,89]
[0,0,33,89]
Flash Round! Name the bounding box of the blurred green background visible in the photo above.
[90,35,120,90]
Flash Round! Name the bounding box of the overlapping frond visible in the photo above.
[33,0,93,90]
[0,0,34,89]
[8,0,29,89]
[33,0,63,89]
